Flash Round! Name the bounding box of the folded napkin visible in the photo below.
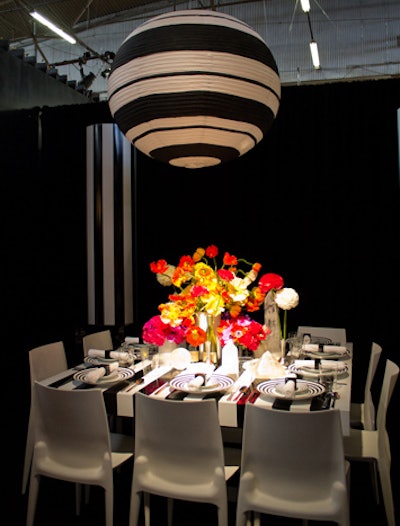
[88,348,130,362]
[280,375,297,399]
[85,362,119,384]
[302,344,348,355]
[188,375,206,388]
[296,359,346,372]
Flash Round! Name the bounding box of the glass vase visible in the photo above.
[196,313,221,366]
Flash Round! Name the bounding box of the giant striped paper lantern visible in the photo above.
[107,9,280,169]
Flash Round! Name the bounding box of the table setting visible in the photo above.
[40,244,352,435]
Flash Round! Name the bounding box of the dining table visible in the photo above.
[40,343,353,436]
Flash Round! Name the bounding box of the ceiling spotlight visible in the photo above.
[77,72,96,90]
[30,11,76,44]
[101,67,111,79]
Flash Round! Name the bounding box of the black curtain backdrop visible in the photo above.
[2,77,400,394]
[3,78,400,520]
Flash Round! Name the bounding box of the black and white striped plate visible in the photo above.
[170,373,234,394]
[288,363,349,379]
[73,367,134,385]
[257,379,325,400]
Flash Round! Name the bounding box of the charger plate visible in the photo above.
[257,378,325,400]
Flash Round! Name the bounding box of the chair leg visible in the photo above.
[26,473,40,526]
[378,460,396,526]
[75,483,82,515]
[104,487,114,526]
[369,460,380,503]
[22,419,33,494]
[144,492,151,526]
[253,511,261,526]
[167,497,174,526]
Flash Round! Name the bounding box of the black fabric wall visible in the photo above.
[2,77,399,381]
[3,78,400,519]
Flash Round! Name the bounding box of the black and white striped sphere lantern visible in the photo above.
[107,9,281,169]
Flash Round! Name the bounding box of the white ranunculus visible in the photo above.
[156,265,176,286]
[275,288,299,310]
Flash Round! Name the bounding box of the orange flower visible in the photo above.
[205,244,218,258]
[150,259,168,274]
[223,252,238,266]
[186,326,207,346]
[192,247,205,262]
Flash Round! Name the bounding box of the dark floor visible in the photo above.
[13,440,391,526]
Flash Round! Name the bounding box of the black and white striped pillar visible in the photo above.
[86,123,134,327]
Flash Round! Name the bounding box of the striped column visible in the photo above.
[86,123,133,327]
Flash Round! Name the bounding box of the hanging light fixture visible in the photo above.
[107,9,281,169]
[30,11,76,44]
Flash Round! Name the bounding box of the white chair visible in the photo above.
[26,382,134,526]
[350,342,382,430]
[22,341,68,495]
[129,391,239,526]
[343,358,399,526]
[297,325,347,346]
[235,405,350,526]
[82,329,113,357]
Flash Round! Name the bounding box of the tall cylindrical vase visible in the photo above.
[196,313,221,366]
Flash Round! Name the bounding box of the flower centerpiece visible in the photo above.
[142,244,285,356]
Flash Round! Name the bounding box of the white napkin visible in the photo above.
[302,344,348,355]
[296,359,346,372]
[188,375,205,388]
[280,377,296,398]
[221,341,239,377]
[88,348,130,361]
[85,362,119,384]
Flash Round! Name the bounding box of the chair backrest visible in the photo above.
[297,325,347,346]
[29,341,68,386]
[134,391,226,481]
[363,342,383,430]
[237,404,349,525]
[33,382,113,477]
[82,329,113,357]
[376,359,399,459]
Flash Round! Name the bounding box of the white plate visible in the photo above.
[242,358,286,379]
[170,373,234,394]
[288,363,349,379]
[73,367,134,385]
[257,379,325,400]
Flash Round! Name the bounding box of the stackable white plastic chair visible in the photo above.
[350,342,382,430]
[26,382,134,526]
[22,341,68,495]
[343,358,399,526]
[297,325,347,346]
[235,405,350,526]
[82,329,113,357]
[129,392,239,526]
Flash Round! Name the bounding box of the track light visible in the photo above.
[30,11,76,44]
[300,0,311,13]
[309,40,320,69]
